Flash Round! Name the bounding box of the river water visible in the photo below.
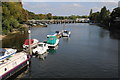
[3,23,119,78]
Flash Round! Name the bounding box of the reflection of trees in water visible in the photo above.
[2,31,28,51]
[99,28,108,38]
[109,31,120,40]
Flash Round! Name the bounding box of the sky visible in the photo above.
[22,0,119,16]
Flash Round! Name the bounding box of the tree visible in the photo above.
[110,7,120,22]
[10,17,19,28]
[99,6,110,24]
[47,13,52,20]
[89,9,93,20]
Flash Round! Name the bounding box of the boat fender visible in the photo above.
[27,61,29,65]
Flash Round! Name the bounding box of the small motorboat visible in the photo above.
[55,31,62,38]
[23,39,39,49]
[62,30,71,37]
[46,36,59,48]
[0,48,17,61]
[32,42,48,55]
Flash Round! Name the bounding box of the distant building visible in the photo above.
[76,18,90,22]
[118,1,120,7]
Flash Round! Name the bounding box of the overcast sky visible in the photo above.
[22,0,119,16]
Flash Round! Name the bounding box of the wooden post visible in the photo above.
[28,27,32,55]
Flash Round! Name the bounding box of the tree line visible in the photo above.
[89,6,120,31]
[2,2,88,34]
[3,2,119,35]
[26,10,88,20]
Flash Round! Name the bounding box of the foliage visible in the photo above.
[89,6,110,25]
[110,7,120,22]
[2,2,27,34]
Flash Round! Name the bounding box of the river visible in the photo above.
[2,23,119,78]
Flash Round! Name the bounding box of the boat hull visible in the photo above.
[1,59,30,80]
[47,39,59,48]
[0,52,30,80]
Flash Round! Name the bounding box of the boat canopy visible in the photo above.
[0,48,6,56]
[24,39,34,45]
[47,36,57,44]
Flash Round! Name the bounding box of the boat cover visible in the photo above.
[47,36,56,44]
[24,39,34,45]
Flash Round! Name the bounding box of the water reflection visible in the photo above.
[47,46,58,54]
[47,49,57,54]
[32,52,48,61]
[62,37,70,42]
[109,31,120,40]
[37,52,48,60]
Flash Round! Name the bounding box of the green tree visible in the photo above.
[47,13,52,20]
[10,17,19,28]
[99,6,110,24]
[110,7,120,22]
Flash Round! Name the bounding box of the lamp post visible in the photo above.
[28,26,32,55]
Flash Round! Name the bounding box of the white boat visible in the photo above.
[32,42,48,55]
[62,30,71,37]
[39,23,44,26]
[23,39,39,49]
[0,48,17,61]
[0,51,30,80]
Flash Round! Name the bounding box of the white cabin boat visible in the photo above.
[0,51,30,80]
[62,30,71,37]
[0,48,17,61]
[23,39,39,49]
[32,42,48,55]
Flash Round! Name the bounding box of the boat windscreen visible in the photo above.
[0,48,6,56]
[38,44,43,47]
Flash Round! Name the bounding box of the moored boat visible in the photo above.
[23,39,39,49]
[62,30,71,37]
[32,42,48,55]
[46,36,59,48]
[0,48,17,61]
[0,51,30,80]
[55,31,62,38]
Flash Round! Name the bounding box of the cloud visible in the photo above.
[23,2,118,16]
[73,3,81,7]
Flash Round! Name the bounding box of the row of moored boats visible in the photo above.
[23,30,71,56]
[0,29,71,80]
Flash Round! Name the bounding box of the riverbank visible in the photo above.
[1,24,29,40]
[32,25,47,27]
[0,35,6,40]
